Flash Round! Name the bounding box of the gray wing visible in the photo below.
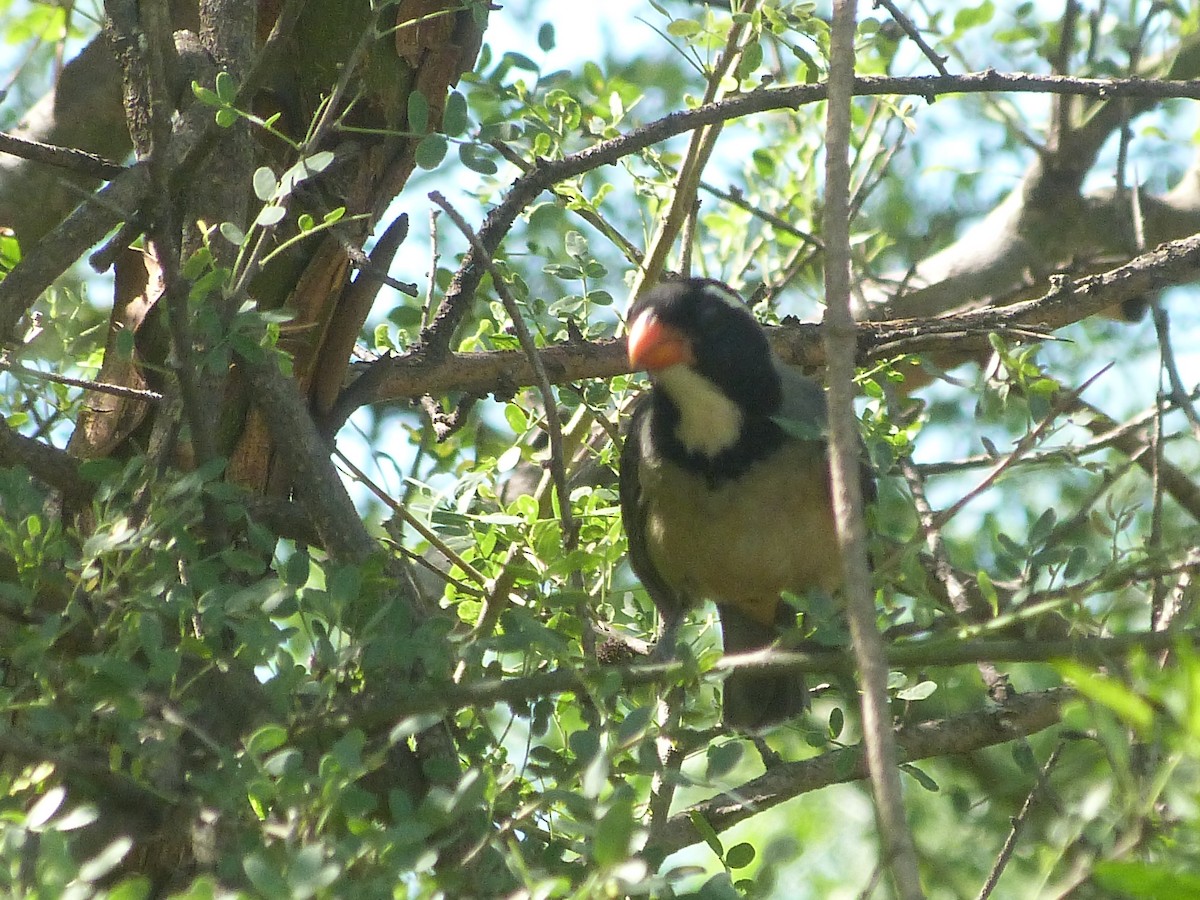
[773,360,876,503]
[773,362,829,440]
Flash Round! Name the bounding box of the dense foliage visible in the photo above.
[0,0,1198,897]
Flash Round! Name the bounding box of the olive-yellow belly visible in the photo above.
[641,441,843,626]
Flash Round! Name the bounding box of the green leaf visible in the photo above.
[568,728,600,762]
[581,750,608,800]
[896,680,937,701]
[688,809,725,859]
[252,166,277,201]
[1093,860,1200,898]
[287,845,340,895]
[954,0,995,31]
[192,83,219,106]
[736,41,763,80]
[107,876,152,900]
[264,748,301,777]
[1064,545,1088,579]
[443,91,469,137]
[1059,665,1154,733]
[705,741,744,780]
[724,841,756,870]
[246,724,289,757]
[254,204,286,228]
[244,852,289,897]
[537,22,555,51]
[977,570,999,616]
[900,763,940,792]
[505,403,528,433]
[1029,507,1056,544]
[828,706,845,739]
[565,230,589,260]
[26,785,65,828]
[616,705,655,745]
[220,221,245,246]
[505,51,539,72]
[408,90,430,134]
[667,18,701,37]
[458,142,498,174]
[415,133,448,169]
[389,713,443,743]
[78,837,132,883]
[592,795,635,866]
[1011,741,1037,773]
[214,70,237,102]
[276,152,335,198]
[55,805,99,832]
[792,43,820,81]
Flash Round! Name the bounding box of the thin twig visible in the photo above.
[1072,394,1200,523]
[647,688,686,854]
[421,208,443,331]
[930,365,1113,532]
[915,391,1194,475]
[976,743,1065,899]
[0,358,164,402]
[1047,0,1081,154]
[0,131,124,179]
[874,0,949,75]
[892,397,1007,698]
[631,0,762,296]
[1150,300,1200,440]
[466,405,592,644]
[488,139,644,267]
[430,191,578,552]
[333,446,489,589]
[1149,381,1168,625]
[699,180,824,248]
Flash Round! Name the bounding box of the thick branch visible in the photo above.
[336,231,1200,418]
[0,36,130,247]
[0,419,93,506]
[239,352,378,565]
[411,70,1200,356]
[5,65,1197,347]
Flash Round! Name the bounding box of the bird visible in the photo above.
[619,278,874,731]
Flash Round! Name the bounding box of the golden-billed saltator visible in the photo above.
[620,278,874,730]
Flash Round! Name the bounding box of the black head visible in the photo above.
[627,279,781,415]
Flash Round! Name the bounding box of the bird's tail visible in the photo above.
[718,604,808,731]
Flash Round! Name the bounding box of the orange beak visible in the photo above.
[627,312,695,371]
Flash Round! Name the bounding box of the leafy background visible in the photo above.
[0,0,1197,898]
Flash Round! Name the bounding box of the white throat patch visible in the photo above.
[655,364,743,457]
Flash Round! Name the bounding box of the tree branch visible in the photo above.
[646,689,1072,857]
[824,2,923,896]
[408,69,1200,358]
[332,204,1200,432]
[0,131,125,180]
[354,628,1200,731]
